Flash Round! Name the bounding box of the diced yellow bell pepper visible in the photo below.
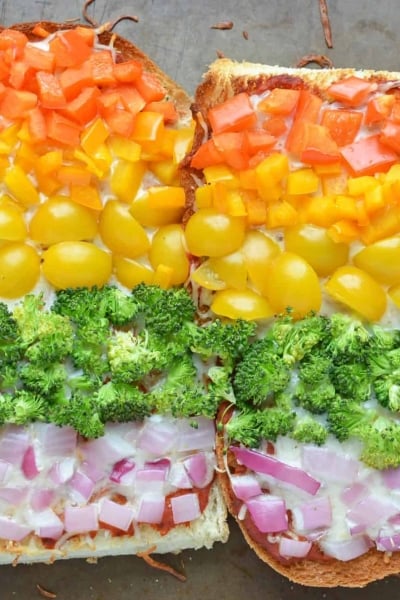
[239,168,258,190]
[266,201,298,228]
[70,185,102,211]
[172,125,195,164]
[36,150,64,176]
[81,118,109,156]
[257,181,282,203]
[384,164,400,183]
[242,191,267,226]
[335,195,358,220]
[73,149,104,179]
[110,160,147,203]
[347,176,379,196]
[364,185,385,214]
[17,121,32,143]
[157,128,178,158]
[15,142,38,172]
[36,173,62,196]
[302,195,339,227]
[150,159,178,185]
[321,171,348,195]
[204,165,238,187]
[152,263,173,289]
[226,189,247,217]
[313,162,343,175]
[4,165,39,206]
[212,181,229,213]
[108,135,141,162]
[57,165,91,186]
[0,124,19,147]
[195,185,213,209]
[256,153,289,184]
[286,168,319,195]
[361,205,400,245]
[132,111,164,143]
[145,186,186,210]
[328,220,360,244]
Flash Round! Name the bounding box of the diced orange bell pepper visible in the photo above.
[59,62,94,100]
[32,24,51,38]
[115,85,146,116]
[262,116,287,137]
[46,112,81,147]
[360,204,400,244]
[286,90,322,154]
[70,184,102,210]
[105,109,135,137]
[145,100,178,123]
[61,86,101,125]
[380,120,400,154]
[300,123,340,165]
[303,195,339,227]
[8,61,28,89]
[244,130,276,155]
[27,106,47,143]
[335,195,358,220]
[36,71,66,109]
[135,72,165,103]
[23,45,55,72]
[74,26,95,46]
[0,29,28,58]
[81,117,109,156]
[212,131,248,170]
[208,92,256,134]
[190,138,224,169]
[89,51,116,86]
[113,59,142,83]
[0,88,37,119]
[243,191,267,226]
[258,88,300,115]
[49,30,92,68]
[57,165,92,186]
[321,109,363,146]
[327,76,374,106]
[35,150,63,176]
[328,219,361,243]
[131,111,164,142]
[365,94,395,125]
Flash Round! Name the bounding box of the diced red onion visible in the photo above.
[81,460,106,483]
[136,493,165,524]
[49,457,75,484]
[346,495,399,533]
[22,446,40,480]
[376,532,400,552]
[0,516,31,541]
[136,467,166,482]
[145,458,170,473]
[0,487,28,505]
[231,446,320,496]
[237,503,248,521]
[69,471,95,503]
[64,504,98,533]
[320,536,371,561]
[33,423,77,456]
[231,474,262,501]
[30,489,55,512]
[171,492,201,524]
[292,497,332,533]
[137,418,177,456]
[245,494,288,533]
[99,498,134,531]
[168,463,193,489]
[29,508,64,540]
[341,483,367,508]
[183,452,214,488]
[80,434,132,468]
[135,468,165,494]
[109,459,135,484]
[0,427,30,466]
[177,418,215,452]
[301,446,359,484]
[382,466,400,489]
[279,537,312,558]
[0,460,11,484]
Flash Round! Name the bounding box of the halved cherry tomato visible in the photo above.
[149,224,189,285]
[0,242,40,298]
[211,289,274,321]
[185,208,246,257]
[353,235,400,285]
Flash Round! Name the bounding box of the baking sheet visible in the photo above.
[0,0,400,597]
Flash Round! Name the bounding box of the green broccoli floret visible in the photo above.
[233,338,290,408]
[225,411,261,448]
[107,330,164,383]
[13,295,74,364]
[368,349,400,411]
[207,365,236,405]
[326,398,372,441]
[359,417,400,469]
[20,362,67,397]
[272,313,330,366]
[330,362,371,403]
[328,313,372,360]
[256,408,296,441]
[50,392,104,438]
[95,381,152,422]
[295,354,336,413]
[131,284,196,335]
[0,302,19,342]
[8,390,47,425]
[371,325,400,351]
[188,319,256,367]
[291,416,328,446]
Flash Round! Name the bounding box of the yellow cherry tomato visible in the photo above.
[29,196,98,245]
[42,242,112,289]
[113,255,154,289]
[211,289,274,321]
[0,243,40,298]
[129,191,184,227]
[284,224,349,277]
[185,208,246,257]
[191,260,226,291]
[353,235,400,285]
[241,231,280,295]
[209,251,247,290]
[325,265,387,322]
[263,252,322,318]
[99,200,150,259]
[149,224,189,285]
[0,200,26,241]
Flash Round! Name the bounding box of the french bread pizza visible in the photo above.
[183,59,400,586]
[0,22,230,565]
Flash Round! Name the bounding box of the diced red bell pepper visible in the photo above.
[380,120,400,154]
[190,138,224,169]
[208,92,257,134]
[300,122,340,165]
[258,88,300,115]
[286,90,322,154]
[327,76,374,106]
[341,134,398,175]
[365,94,395,125]
[321,109,363,146]
[213,131,249,170]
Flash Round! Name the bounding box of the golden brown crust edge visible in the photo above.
[7,21,192,124]
[215,428,400,588]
